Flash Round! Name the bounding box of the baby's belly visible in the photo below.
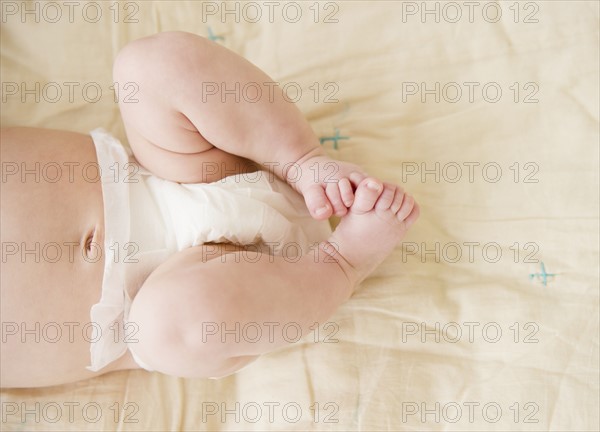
[0,128,107,387]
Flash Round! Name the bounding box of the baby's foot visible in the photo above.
[325,178,420,286]
[291,154,367,220]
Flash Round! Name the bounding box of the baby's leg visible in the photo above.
[114,31,362,218]
[114,31,323,184]
[127,178,419,378]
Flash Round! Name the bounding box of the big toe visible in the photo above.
[303,184,333,220]
[351,178,383,214]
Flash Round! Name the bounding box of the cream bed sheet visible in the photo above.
[1,1,598,431]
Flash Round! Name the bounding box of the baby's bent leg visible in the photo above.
[127,242,354,378]
[114,31,324,184]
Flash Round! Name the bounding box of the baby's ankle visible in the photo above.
[293,146,328,167]
[317,238,360,294]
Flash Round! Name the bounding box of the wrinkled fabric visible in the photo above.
[1,1,598,430]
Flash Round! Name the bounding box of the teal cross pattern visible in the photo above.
[529,262,556,287]
[207,26,224,42]
[319,128,350,150]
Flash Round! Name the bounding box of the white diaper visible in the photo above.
[88,128,331,372]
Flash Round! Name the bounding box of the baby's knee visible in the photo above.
[113,31,207,83]
[127,272,249,378]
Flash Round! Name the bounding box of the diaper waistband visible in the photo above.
[87,128,132,372]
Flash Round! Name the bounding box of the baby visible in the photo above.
[0,31,419,387]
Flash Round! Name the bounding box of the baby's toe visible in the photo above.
[351,178,383,214]
[326,182,348,216]
[403,202,420,228]
[304,184,332,220]
[389,186,405,214]
[338,178,354,207]
[396,194,415,221]
[375,183,399,212]
[349,171,367,188]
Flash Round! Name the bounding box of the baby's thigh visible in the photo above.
[127,244,254,377]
